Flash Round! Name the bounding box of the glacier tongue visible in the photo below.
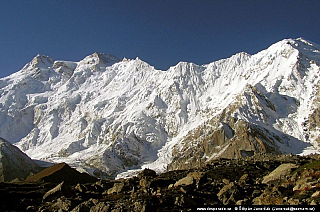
[1,38,320,179]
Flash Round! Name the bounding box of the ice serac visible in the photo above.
[0,137,41,182]
[0,38,320,179]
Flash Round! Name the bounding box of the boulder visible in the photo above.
[43,181,73,202]
[173,172,207,189]
[238,173,249,186]
[287,198,301,205]
[174,176,194,188]
[133,201,148,212]
[311,190,320,198]
[174,195,200,207]
[217,182,241,205]
[292,177,317,192]
[251,189,262,198]
[74,183,88,193]
[139,178,149,188]
[51,196,76,211]
[236,198,249,205]
[107,182,125,194]
[252,187,284,205]
[222,179,230,185]
[149,179,176,189]
[71,198,98,212]
[186,171,207,187]
[137,169,157,179]
[90,202,110,212]
[262,163,298,184]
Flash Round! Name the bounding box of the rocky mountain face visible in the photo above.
[0,137,41,182]
[0,154,319,211]
[0,38,320,179]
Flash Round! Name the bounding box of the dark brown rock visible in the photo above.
[2,153,320,212]
[262,163,298,184]
[71,198,97,212]
[137,168,157,179]
[74,183,88,193]
[149,178,176,189]
[90,202,110,212]
[51,196,76,211]
[25,162,96,185]
[217,182,241,205]
[187,171,207,187]
[107,182,125,194]
[239,173,249,186]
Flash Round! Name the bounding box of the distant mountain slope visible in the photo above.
[0,38,319,179]
[0,137,40,182]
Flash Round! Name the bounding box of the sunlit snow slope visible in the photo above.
[0,38,320,179]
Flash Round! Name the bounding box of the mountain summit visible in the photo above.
[0,38,319,179]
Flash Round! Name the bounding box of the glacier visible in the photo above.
[0,38,320,179]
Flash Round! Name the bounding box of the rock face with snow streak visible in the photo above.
[0,137,40,182]
[0,38,320,179]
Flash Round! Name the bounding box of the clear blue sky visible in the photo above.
[1,0,320,78]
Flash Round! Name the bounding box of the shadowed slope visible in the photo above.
[0,137,41,182]
[25,162,96,185]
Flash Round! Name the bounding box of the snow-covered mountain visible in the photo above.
[0,38,319,179]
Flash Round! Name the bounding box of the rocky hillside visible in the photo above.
[25,162,96,185]
[0,137,41,182]
[0,154,319,211]
[0,38,320,179]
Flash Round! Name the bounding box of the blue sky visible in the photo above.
[1,0,320,78]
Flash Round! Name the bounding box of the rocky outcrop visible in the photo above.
[25,162,96,185]
[168,109,282,171]
[43,181,73,202]
[217,182,241,205]
[262,163,298,184]
[0,137,41,182]
[1,153,320,211]
[252,159,320,205]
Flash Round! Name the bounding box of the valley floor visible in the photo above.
[1,153,320,211]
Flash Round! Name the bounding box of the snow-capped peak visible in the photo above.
[30,54,55,68]
[81,52,120,66]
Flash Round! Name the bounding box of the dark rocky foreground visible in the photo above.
[1,154,320,212]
